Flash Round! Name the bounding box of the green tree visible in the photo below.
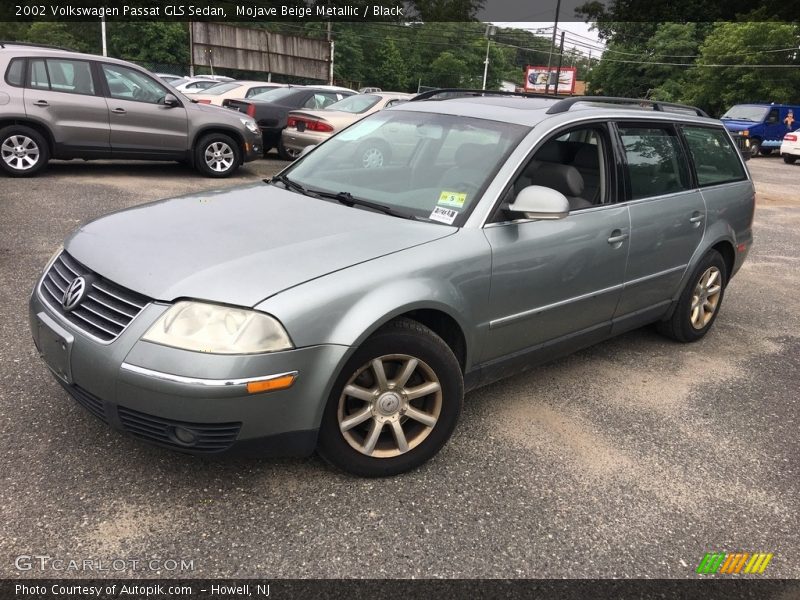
[428,51,469,88]
[682,21,800,115]
[371,39,409,91]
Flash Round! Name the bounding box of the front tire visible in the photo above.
[194,133,240,178]
[749,139,762,158]
[317,318,463,477]
[657,250,727,343]
[0,125,49,177]
[784,155,797,164]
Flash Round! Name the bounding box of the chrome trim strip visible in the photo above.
[489,264,688,329]
[490,283,624,329]
[120,363,299,388]
[623,264,687,288]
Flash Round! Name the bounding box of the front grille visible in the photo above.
[39,252,150,343]
[59,381,108,424]
[118,406,241,453]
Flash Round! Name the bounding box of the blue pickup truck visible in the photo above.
[721,103,799,157]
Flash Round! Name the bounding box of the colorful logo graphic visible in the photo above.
[696,552,774,575]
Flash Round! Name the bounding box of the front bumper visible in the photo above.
[242,129,262,163]
[29,289,349,456]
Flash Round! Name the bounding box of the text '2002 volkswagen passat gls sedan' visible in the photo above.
[30,92,754,477]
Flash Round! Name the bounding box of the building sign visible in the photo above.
[524,66,577,94]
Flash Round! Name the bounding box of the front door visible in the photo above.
[481,124,630,363]
[100,63,188,158]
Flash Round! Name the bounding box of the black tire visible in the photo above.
[0,125,49,177]
[194,133,240,178]
[277,138,300,161]
[317,318,463,477]
[783,155,797,164]
[758,147,773,156]
[356,139,392,169]
[749,139,761,158]
[657,250,727,343]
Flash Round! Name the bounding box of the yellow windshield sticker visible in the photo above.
[438,191,467,208]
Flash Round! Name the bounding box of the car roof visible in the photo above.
[0,44,150,70]
[398,95,722,128]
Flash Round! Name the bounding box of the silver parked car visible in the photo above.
[29,93,754,476]
[0,43,262,177]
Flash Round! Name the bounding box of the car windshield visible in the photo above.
[201,82,240,95]
[249,87,299,102]
[720,106,769,122]
[280,110,529,225]
[326,94,382,114]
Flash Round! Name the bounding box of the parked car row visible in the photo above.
[721,103,800,164]
[0,43,394,178]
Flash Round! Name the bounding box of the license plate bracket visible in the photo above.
[35,312,74,384]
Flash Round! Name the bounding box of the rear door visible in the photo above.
[23,56,110,157]
[611,122,705,327]
[100,63,188,158]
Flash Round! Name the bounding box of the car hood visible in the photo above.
[65,184,455,307]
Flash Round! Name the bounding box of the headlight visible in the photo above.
[240,118,259,134]
[142,301,293,354]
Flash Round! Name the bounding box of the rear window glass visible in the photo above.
[25,58,95,95]
[5,58,24,86]
[681,126,747,186]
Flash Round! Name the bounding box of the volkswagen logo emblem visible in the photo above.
[62,277,88,311]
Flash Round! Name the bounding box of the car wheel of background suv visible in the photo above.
[0,125,49,177]
[195,133,241,178]
[317,318,463,477]
[657,250,727,343]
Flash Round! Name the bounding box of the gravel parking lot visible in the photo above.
[1,156,798,579]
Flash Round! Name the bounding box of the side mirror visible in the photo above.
[164,93,180,107]
[299,145,316,158]
[508,185,570,220]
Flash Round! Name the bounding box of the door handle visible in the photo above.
[32,100,49,107]
[111,108,127,114]
[607,231,629,245]
[689,213,704,224]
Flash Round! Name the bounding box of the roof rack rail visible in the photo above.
[0,41,74,51]
[546,96,708,117]
[411,88,568,102]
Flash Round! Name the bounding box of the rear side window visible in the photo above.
[5,58,24,86]
[617,125,691,200]
[681,126,747,186]
[26,58,95,95]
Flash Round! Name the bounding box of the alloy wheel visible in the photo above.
[337,354,442,458]
[1,135,40,171]
[204,141,234,173]
[690,266,722,329]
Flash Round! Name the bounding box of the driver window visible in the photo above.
[766,109,779,124]
[505,126,608,217]
[102,64,166,104]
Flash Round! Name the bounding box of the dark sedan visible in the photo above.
[222,86,355,158]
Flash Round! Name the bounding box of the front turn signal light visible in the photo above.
[247,373,296,394]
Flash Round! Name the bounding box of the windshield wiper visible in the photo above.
[268,173,320,198]
[310,190,417,220]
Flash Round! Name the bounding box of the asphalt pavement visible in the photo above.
[0,156,797,579]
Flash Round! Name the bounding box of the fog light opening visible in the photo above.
[171,426,198,446]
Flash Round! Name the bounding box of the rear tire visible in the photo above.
[0,125,49,177]
[784,155,797,164]
[317,318,463,477]
[657,250,727,343]
[194,133,240,178]
[277,139,301,161]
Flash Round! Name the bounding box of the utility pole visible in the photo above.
[481,24,496,90]
[100,16,107,56]
[327,21,334,85]
[554,31,565,96]
[544,0,561,95]
[188,22,194,77]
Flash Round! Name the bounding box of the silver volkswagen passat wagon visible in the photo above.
[30,92,755,476]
